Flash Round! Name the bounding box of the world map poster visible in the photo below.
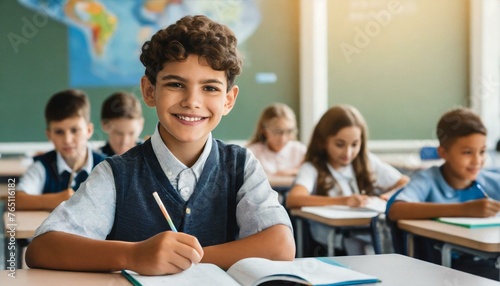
[18,0,261,87]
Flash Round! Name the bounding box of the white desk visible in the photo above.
[3,211,50,239]
[0,157,30,179]
[0,184,9,201]
[1,254,497,286]
[291,208,379,257]
[398,220,500,253]
[268,175,294,205]
[0,269,129,286]
[398,219,500,280]
[267,175,294,188]
[3,211,50,270]
[335,254,499,286]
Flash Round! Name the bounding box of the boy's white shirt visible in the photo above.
[33,125,292,240]
[152,125,212,201]
[16,148,95,195]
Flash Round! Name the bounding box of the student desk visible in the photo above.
[0,157,30,180]
[267,175,294,205]
[0,184,8,201]
[334,254,499,286]
[0,269,129,286]
[398,219,500,279]
[3,211,50,270]
[1,254,498,286]
[291,208,380,257]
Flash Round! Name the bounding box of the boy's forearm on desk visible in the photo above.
[16,191,69,210]
[201,224,295,270]
[286,194,348,208]
[26,231,133,272]
[388,201,468,220]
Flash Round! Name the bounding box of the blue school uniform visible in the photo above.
[34,150,105,194]
[388,165,500,206]
[387,165,500,264]
[99,141,143,157]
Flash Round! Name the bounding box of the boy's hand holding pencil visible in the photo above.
[130,231,204,275]
[127,192,204,275]
[463,199,500,218]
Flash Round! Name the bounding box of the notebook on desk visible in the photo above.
[122,257,380,286]
[300,199,385,220]
[436,215,500,229]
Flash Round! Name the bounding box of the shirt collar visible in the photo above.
[436,165,479,199]
[56,148,93,175]
[150,123,212,182]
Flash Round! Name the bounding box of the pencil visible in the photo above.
[67,171,76,189]
[152,192,178,232]
[476,183,490,199]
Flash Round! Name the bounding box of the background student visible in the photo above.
[16,89,105,210]
[286,104,409,254]
[26,15,295,276]
[99,91,144,157]
[387,108,500,268]
[247,103,306,176]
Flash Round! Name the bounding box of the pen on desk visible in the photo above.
[152,191,178,232]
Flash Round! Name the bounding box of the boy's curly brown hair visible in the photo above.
[140,15,242,91]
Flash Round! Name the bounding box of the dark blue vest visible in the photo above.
[105,139,246,246]
[99,141,144,157]
[34,150,105,194]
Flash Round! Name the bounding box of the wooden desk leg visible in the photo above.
[327,228,336,256]
[295,218,303,258]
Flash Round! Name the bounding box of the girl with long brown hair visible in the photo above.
[287,104,408,254]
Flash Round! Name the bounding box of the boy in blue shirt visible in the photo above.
[387,107,500,267]
[16,89,104,210]
[26,15,295,275]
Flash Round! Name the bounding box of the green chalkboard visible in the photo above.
[328,0,468,140]
[0,1,300,143]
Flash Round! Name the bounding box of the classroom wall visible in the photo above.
[327,0,469,140]
[0,0,472,144]
[0,0,300,143]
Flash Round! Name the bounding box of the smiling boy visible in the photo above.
[386,108,500,273]
[26,15,294,275]
[388,108,500,221]
[16,90,104,210]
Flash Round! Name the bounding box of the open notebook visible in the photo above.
[300,197,387,219]
[122,257,380,286]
